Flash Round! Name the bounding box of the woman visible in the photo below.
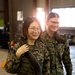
[4,17,47,75]
[41,12,72,75]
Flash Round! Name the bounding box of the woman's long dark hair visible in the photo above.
[22,17,42,39]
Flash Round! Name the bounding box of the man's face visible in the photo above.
[47,17,59,32]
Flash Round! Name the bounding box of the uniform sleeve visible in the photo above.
[62,40,72,75]
[4,43,20,74]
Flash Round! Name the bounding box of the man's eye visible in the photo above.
[51,21,59,24]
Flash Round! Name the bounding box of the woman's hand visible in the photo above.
[16,44,29,58]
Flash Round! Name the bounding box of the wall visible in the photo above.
[0,0,9,26]
[50,0,75,8]
[8,0,36,40]
[0,0,4,20]
[59,27,75,35]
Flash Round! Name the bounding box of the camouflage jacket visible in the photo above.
[4,36,48,75]
[41,31,72,75]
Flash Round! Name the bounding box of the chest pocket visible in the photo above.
[29,45,44,62]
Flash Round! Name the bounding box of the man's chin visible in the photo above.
[32,37,39,40]
[52,29,58,32]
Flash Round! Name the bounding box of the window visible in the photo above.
[52,8,75,27]
[36,8,45,31]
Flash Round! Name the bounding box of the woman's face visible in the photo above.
[47,17,59,32]
[27,21,41,40]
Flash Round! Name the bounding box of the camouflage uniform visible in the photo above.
[4,36,48,75]
[41,31,72,75]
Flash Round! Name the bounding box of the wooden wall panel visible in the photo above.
[11,0,36,40]
[50,0,75,8]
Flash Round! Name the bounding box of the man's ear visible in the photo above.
[46,21,48,26]
[45,21,48,30]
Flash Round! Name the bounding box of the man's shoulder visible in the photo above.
[41,31,47,38]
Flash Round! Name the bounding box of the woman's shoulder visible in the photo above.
[10,42,20,52]
[11,36,26,52]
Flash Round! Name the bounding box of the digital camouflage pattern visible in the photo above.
[4,36,48,75]
[41,31,72,75]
